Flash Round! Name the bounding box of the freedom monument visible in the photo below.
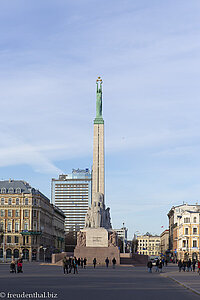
[74,77,120,264]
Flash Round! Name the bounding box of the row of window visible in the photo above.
[0,188,22,194]
[0,221,29,232]
[0,198,38,206]
[0,209,37,217]
[185,228,198,235]
[6,235,29,244]
[184,217,197,223]
[183,240,198,248]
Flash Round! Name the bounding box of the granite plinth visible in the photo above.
[84,228,108,247]
[74,245,120,265]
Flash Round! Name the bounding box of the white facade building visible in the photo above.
[51,169,92,232]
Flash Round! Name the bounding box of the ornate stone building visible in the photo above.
[0,180,65,262]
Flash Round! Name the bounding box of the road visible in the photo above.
[0,263,199,300]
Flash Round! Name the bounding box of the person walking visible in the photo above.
[182,260,186,272]
[198,260,200,275]
[158,260,163,273]
[178,260,182,272]
[192,260,196,272]
[188,259,192,271]
[83,257,87,269]
[165,259,168,267]
[80,258,84,268]
[93,258,97,269]
[62,256,67,274]
[147,261,153,273]
[112,257,116,269]
[78,258,80,267]
[105,257,109,268]
[155,259,159,272]
[73,257,78,274]
[68,257,72,273]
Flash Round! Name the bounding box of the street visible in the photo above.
[0,263,199,300]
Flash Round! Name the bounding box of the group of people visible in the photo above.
[147,259,167,273]
[62,257,87,274]
[178,259,200,273]
[10,258,23,273]
[62,256,117,274]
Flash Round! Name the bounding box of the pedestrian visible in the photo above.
[81,258,84,268]
[105,257,109,268]
[188,259,192,271]
[17,258,23,273]
[162,258,165,266]
[68,257,72,273]
[83,257,87,269]
[78,258,80,266]
[62,256,68,274]
[73,257,78,274]
[165,259,168,267]
[155,259,159,272]
[178,260,182,272]
[158,260,163,273]
[112,257,116,269]
[93,258,97,269]
[198,261,200,275]
[192,260,196,272]
[182,260,186,272]
[10,259,16,273]
[147,261,153,273]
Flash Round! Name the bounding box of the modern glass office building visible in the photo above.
[51,169,92,232]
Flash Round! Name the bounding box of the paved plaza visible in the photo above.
[0,263,199,300]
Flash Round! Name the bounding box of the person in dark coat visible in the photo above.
[112,257,116,269]
[68,257,72,273]
[147,261,153,273]
[105,257,109,268]
[178,260,182,272]
[93,258,97,268]
[155,259,159,272]
[83,258,87,269]
[62,256,68,274]
[182,260,186,272]
[77,258,80,266]
[80,258,84,268]
[158,260,163,273]
[192,260,196,272]
[73,257,78,274]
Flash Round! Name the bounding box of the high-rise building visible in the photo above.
[51,169,92,232]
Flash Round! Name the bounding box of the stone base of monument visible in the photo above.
[74,228,120,265]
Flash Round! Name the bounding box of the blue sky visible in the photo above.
[0,0,200,238]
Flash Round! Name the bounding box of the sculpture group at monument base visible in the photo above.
[74,245,120,266]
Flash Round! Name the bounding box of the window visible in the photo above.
[24,210,29,217]
[8,198,12,205]
[1,188,6,194]
[8,188,14,194]
[7,236,11,243]
[0,209,4,217]
[14,236,19,243]
[184,218,190,223]
[193,228,197,234]
[33,210,37,218]
[25,198,29,205]
[16,198,19,205]
[15,223,19,233]
[8,209,12,217]
[1,198,4,205]
[0,222,4,231]
[26,236,29,243]
[15,210,19,217]
[194,217,197,223]
[183,240,186,247]
[7,222,12,232]
[16,188,21,194]
[24,223,28,230]
[193,240,197,248]
[185,228,189,235]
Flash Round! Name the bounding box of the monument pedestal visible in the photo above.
[74,228,120,265]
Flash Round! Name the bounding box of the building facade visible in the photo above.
[137,235,161,256]
[160,229,169,255]
[0,180,65,262]
[168,203,200,260]
[51,169,92,232]
[113,225,128,252]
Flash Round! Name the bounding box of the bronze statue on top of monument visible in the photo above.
[74,77,120,265]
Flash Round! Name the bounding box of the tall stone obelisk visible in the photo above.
[92,77,104,199]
